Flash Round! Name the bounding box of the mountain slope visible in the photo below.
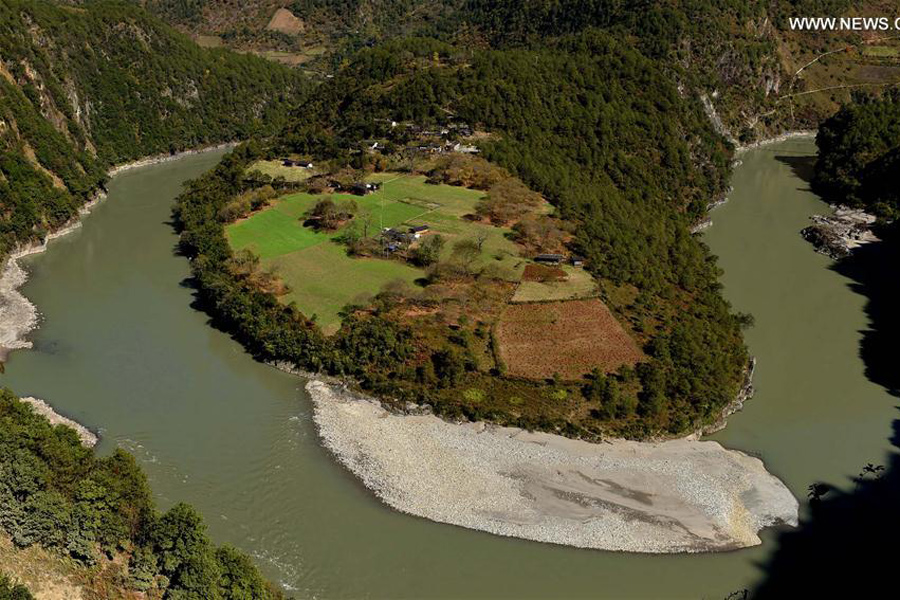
[0,0,308,257]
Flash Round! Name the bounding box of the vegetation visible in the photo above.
[176,31,751,439]
[0,389,284,599]
[0,0,308,259]
[814,89,900,220]
[0,575,32,600]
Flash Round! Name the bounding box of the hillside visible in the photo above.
[133,1,900,140]
[0,0,308,258]
[814,89,900,219]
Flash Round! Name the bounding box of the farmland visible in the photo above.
[226,174,523,333]
[495,299,644,381]
[511,265,597,303]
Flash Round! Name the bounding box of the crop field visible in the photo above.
[511,266,597,303]
[226,174,524,332]
[495,298,643,380]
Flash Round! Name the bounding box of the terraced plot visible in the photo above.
[495,299,643,380]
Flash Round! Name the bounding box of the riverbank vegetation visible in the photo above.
[0,389,284,599]
[0,0,308,259]
[175,33,751,439]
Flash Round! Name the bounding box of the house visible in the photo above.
[409,225,430,238]
[570,255,585,267]
[452,142,479,154]
[383,228,414,246]
[282,159,313,169]
[349,182,380,196]
[534,253,565,265]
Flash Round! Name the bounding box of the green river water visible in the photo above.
[1,138,896,598]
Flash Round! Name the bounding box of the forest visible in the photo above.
[814,89,900,220]
[0,390,283,598]
[0,0,308,258]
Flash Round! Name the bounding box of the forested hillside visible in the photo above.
[814,89,900,220]
[0,0,308,258]
[135,0,900,142]
[0,390,283,598]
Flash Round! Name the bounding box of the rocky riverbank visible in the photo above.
[20,397,98,447]
[801,205,879,259]
[699,358,756,437]
[309,379,798,553]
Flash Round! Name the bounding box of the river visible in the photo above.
[1,138,896,598]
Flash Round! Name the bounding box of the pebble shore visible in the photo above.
[20,397,98,447]
[309,380,799,553]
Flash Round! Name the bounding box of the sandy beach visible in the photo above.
[309,380,798,553]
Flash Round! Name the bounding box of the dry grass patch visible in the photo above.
[496,298,643,380]
[266,8,305,35]
[512,266,597,303]
[0,535,85,600]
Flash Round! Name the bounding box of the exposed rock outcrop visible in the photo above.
[801,206,879,260]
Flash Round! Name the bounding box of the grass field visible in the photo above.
[495,298,643,380]
[247,160,317,183]
[226,174,524,333]
[268,243,421,334]
[511,266,597,303]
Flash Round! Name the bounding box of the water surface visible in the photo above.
[2,138,895,598]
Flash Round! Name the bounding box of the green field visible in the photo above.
[226,174,525,333]
[268,243,421,334]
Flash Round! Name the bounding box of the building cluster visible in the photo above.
[534,253,585,267]
[381,224,431,253]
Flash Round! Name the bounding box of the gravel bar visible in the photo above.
[309,380,798,553]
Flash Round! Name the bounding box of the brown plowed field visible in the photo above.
[495,298,643,380]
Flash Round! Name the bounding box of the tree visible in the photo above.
[410,234,445,266]
[149,503,219,597]
[215,546,270,600]
[451,238,481,273]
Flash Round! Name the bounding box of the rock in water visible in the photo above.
[802,206,879,260]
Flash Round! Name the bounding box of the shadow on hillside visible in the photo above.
[750,232,900,598]
[773,154,816,186]
[831,234,900,398]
